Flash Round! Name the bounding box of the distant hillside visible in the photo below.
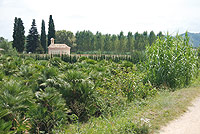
[181,32,200,48]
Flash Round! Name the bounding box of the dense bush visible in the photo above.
[145,33,197,88]
[0,54,153,133]
[131,50,146,64]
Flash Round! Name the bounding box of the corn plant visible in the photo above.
[145,32,197,89]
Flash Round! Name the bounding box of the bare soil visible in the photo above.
[159,96,200,134]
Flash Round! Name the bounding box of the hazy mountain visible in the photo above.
[181,32,200,48]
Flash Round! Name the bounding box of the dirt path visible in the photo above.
[159,96,200,134]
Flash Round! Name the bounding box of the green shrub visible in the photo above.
[121,60,134,68]
[145,33,197,88]
[109,70,156,102]
[59,70,97,121]
[131,50,146,64]
[28,87,68,133]
[0,79,33,133]
[0,119,12,133]
[86,59,97,64]
[78,56,87,62]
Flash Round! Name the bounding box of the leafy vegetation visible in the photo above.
[48,15,55,46]
[145,33,197,88]
[41,20,47,53]
[0,37,17,55]
[0,33,199,133]
[26,19,42,53]
[0,54,155,133]
[12,17,25,53]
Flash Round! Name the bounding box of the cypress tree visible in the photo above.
[12,17,25,53]
[48,15,55,46]
[26,19,39,53]
[13,17,18,49]
[41,20,47,53]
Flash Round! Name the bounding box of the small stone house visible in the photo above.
[48,38,70,55]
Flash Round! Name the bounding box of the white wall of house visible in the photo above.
[48,48,70,55]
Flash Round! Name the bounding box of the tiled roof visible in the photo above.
[48,44,70,49]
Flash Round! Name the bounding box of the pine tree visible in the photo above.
[26,19,40,53]
[12,17,25,53]
[41,20,47,53]
[48,15,55,46]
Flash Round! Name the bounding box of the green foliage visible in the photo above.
[0,119,13,134]
[118,120,149,134]
[127,32,134,52]
[131,50,146,64]
[48,15,55,46]
[12,17,25,53]
[0,52,159,133]
[41,20,47,53]
[0,37,17,55]
[28,87,68,133]
[26,19,40,53]
[59,70,97,121]
[0,79,33,133]
[134,32,148,51]
[157,31,164,38]
[75,30,161,54]
[149,31,156,46]
[145,33,197,88]
[105,68,156,102]
[56,30,76,52]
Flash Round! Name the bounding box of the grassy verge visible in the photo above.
[64,83,200,133]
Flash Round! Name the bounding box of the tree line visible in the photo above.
[12,15,163,54]
[74,30,163,54]
[12,15,55,53]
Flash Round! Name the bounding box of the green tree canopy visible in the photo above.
[157,31,164,38]
[41,20,47,53]
[48,15,55,46]
[118,31,127,53]
[0,37,17,55]
[127,32,134,52]
[12,17,25,53]
[134,32,146,51]
[26,19,40,53]
[149,31,157,46]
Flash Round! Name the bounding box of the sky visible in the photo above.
[0,0,200,41]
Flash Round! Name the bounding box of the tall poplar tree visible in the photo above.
[157,31,164,38]
[48,15,55,46]
[12,17,25,53]
[118,31,127,53]
[26,19,39,53]
[41,20,47,53]
[111,34,119,53]
[127,32,134,52]
[149,31,156,46]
